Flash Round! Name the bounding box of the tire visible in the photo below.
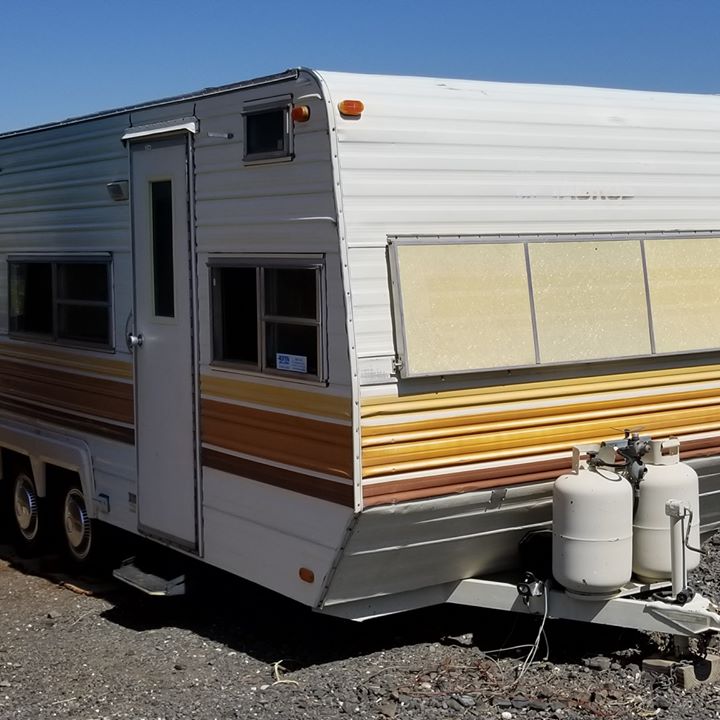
[61,483,99,566]
[9,468,46,555]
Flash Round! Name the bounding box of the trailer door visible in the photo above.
[128,133,198,551]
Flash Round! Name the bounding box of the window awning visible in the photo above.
[122,117,198,141]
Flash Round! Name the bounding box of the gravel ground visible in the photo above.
[2,525,720,720]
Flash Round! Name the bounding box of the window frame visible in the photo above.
[242,95,294,164]
[8,254,114,351]
[209,255,326,383]
[388,232,720,378]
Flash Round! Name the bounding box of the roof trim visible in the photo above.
[0,69,301,140]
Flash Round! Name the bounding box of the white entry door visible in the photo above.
[129,134,198,550]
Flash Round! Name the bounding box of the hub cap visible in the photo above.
[64,488,92,560]
[13,473,39,541]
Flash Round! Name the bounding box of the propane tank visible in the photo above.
[632,438,700,581]
[553,444,633,598]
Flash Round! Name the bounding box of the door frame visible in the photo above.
[125,122,203,555]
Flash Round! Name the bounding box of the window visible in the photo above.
[9,258,113,348]
[243,98,292,162]
[150,180,175,318]
[389,234,720,377]
[211,260,323,380]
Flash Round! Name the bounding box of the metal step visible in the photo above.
[113,557,186,596]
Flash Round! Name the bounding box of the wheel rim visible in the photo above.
[63,488,92,560]
[13,473,39,541]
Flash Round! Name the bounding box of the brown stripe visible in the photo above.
[0,357,133,424]
[363,469,561,507]
[678,436,720,461]
[202,399,353,479]
[363,457,570,504]
[0,395,134,445]
[202,448,354,507]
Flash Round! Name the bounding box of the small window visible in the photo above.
[211,261,323,380]
[150,180,175,318]
[243,101,292,162]
[9,258,113,349]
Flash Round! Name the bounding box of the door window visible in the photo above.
[150,180,175,318]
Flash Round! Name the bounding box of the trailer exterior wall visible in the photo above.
[0,72,357,607]
[317,70,720,493]
[316,71,720,613]
[0,114,139,531]
[3,69,720,618]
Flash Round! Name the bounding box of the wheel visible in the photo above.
[10,469,46,554]
[62,484,96,564]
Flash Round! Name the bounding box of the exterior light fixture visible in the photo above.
[106,180,129,202]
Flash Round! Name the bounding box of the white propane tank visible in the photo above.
[553,444,633,598]
[632,438,700,581]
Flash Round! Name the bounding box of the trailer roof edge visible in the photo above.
[0,69,302,139]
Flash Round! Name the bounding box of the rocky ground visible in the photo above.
[2,525,720,720]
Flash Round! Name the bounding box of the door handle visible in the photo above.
[127,333,144,351]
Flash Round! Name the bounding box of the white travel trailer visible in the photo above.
[2,69,720,635]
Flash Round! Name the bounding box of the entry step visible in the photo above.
[113,557,186,596]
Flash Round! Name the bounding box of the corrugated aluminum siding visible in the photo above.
[318,71,720,504]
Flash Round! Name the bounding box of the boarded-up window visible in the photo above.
[644,237,720,353]
[389,234,720,377]
[529,241,651,363]
[394,243,535,374]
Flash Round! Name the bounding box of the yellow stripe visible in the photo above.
[363,405,720,464]
[361,364,720,417]
[0,343,132,379]
[364,427,720,479]
[362,388,720,446]
[361,363,720,481]
[201,375,352,419]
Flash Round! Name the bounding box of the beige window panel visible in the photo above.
[645,237,720,354]
[393,242,536,375]
[389,233,720,378]
[529,240,651,363]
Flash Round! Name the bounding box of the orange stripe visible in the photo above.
[201,399,353,479]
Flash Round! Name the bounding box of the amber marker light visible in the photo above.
[299,567,315,583]
[292,105,311,122]
[338,99,364,117]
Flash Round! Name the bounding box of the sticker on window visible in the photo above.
[276,353,308,373]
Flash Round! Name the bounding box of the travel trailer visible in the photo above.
[2,69,720,637]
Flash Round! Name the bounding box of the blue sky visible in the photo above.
[2,0,719,133]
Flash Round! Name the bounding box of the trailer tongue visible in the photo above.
[449,576,720,638]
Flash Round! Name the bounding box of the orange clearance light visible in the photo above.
[338,99,364,117]
[291,105,311,122]
[299,567,315,583]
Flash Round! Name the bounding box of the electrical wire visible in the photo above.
[514,582,550,685]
